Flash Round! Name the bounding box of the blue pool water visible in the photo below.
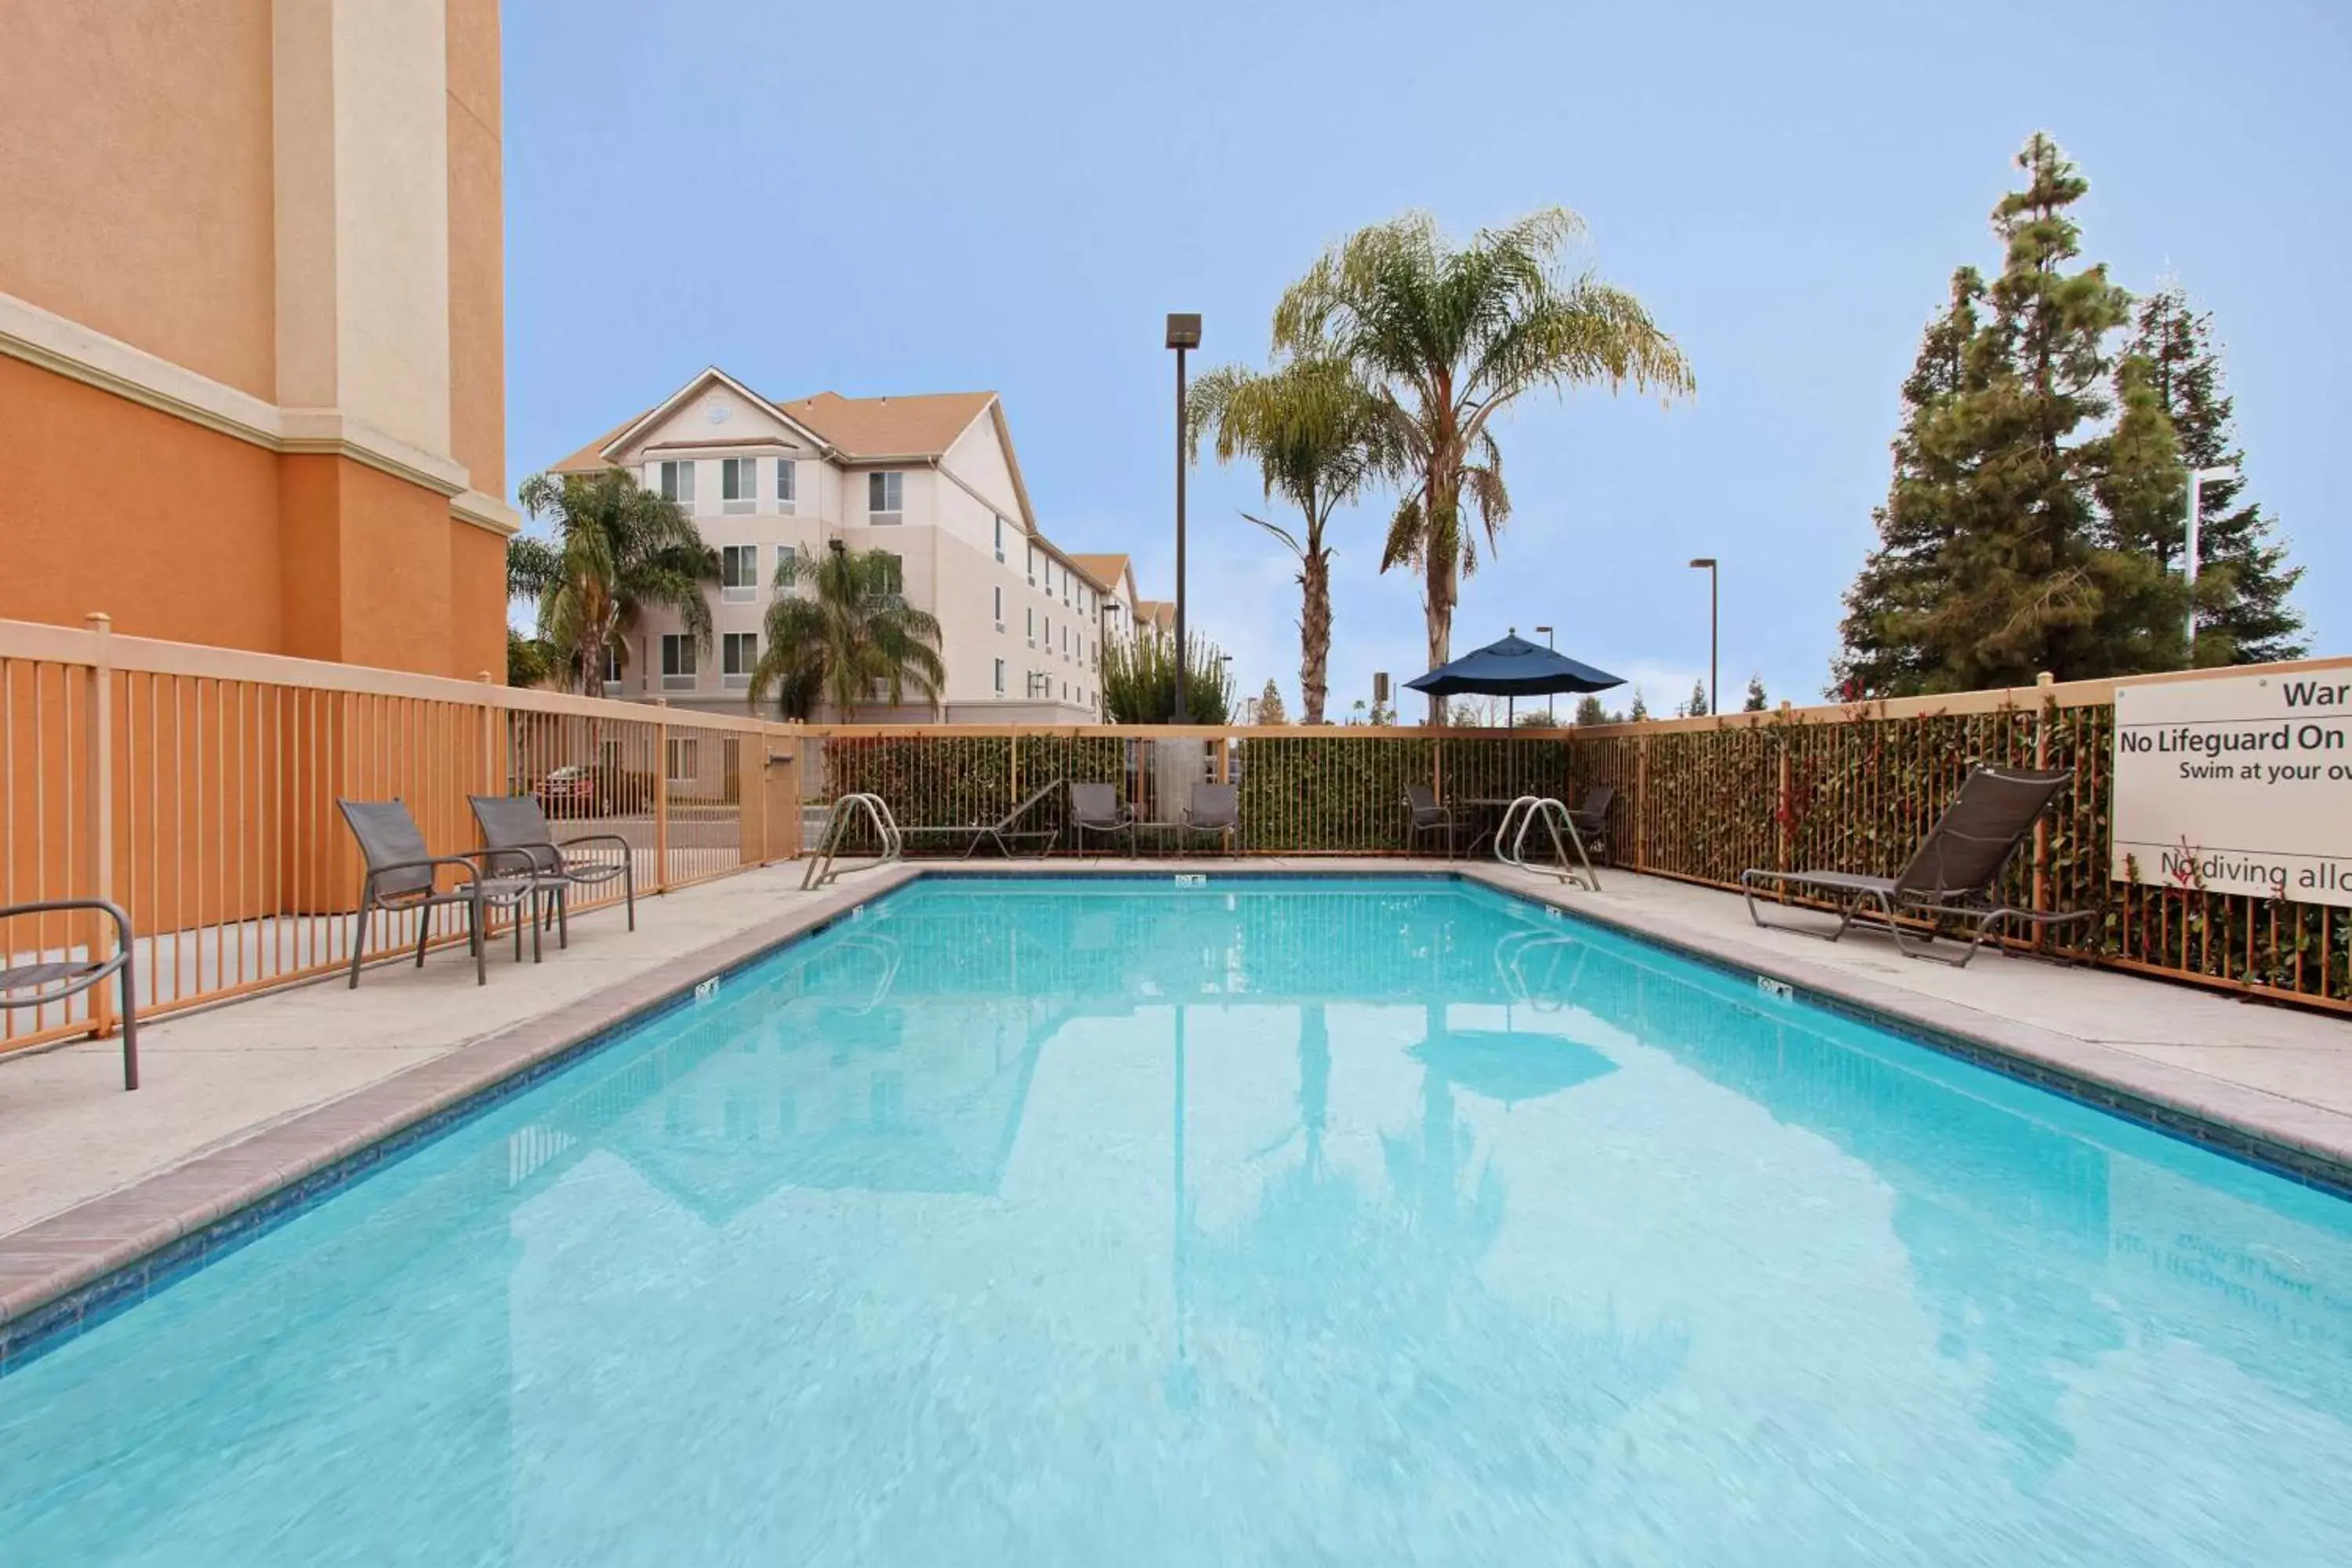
[3,877,2350,1565]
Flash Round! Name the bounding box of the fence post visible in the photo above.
[477,672,500,799]
[1010,729,1021,806]
[654,699,671,894]
[85,612,117,1038]
[1633,732,1649,873]
[1775,701,1793,873]
[2031,670,2053,945]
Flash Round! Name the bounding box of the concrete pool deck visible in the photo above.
[5,855,2350,1348]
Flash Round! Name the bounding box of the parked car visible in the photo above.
[532,766,597,818]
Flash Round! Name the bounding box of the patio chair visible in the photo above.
[1069,782,1135,857]
[0,900,139,1090]
[338,799,549,988]
[1566,784,1615,866]
[1177,782,1240,857]
[1738,765,2093,966]
[1403,783,1456,858]
[898,779,1065,860]
[468,793,637,949]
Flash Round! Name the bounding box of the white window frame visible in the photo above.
[1026,545,1037,587]
[721,631,757,689]
[993,516,1006,564]
[658,460,697,510]
[868,470,904,521]
[1026,606,1035,648]
[721,457,758,514]
[994,585,1004,632]
[720,544,760,602]
[666,735,699,785]
[873,550,904,597]
[661,633,698,691]
[775,459,797,514]
[601,643,624,696]
[993,657,1005,695]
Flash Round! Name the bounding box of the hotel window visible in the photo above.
[601,644,624,695]
[721,458,758,514]
[1044,561,1054,596]
[873,550,904,597]
[720,545,760,601]
[775,543,798,585]
[1026,545,1037,586]
[661,634,697,691]
[993,658,1005,695]
[722,632,757,688]
[868,470,904,519]
[994,516,1006,563]
[666,735,699,784]
[775,459,797,512]
[658,460,696,510]
[994,585,1004,631]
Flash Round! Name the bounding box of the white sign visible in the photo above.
[2111,668,2352,906]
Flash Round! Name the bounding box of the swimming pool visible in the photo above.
[2,876,2348,1564]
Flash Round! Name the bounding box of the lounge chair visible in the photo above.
[1,899,138,1090]
[1739,765,2092,966]
[338,799,550,988]
[1566,784,1615,866]
[1403,783,1456,858]
[1177,782,1240,857]
[899,779,1064,860]
[1069,781,1136,857]
[469,793,637,946]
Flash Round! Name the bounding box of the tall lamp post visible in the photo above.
[1534,625,1555,724]
[1688,557,1718,716]
[1167,313,1202,721]
[2185,465,2238,659]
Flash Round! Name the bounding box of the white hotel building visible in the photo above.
[550,368,1147,721]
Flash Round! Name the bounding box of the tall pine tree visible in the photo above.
[2128,285,2305,664]
[1835,136,2300,695]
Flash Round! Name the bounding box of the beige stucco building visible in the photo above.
[0,0,515,679]
[549,369,1149,722]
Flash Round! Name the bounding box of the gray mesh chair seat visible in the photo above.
[339,799,551,987]
[1177,782,1240,856]
[1565,784,1615,866]
[900,779,1065,859]
[469,794,637,946]
[1069,782,1136,857]
[1740,765,2095,966]
[1403,784,1456,857]
[0,899,139,1089]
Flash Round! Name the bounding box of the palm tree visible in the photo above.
[1273,209,1694,720]
[507,469,720,694]
[750,542,946,720]
[1185,356,1394,724]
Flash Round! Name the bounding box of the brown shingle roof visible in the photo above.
[1133,599,1177,632]
[549,413,638,475]
[1069,554,1131,594]
[776,390,995,460]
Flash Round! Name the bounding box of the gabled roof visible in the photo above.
[778,390,995,461]
[1069,554,1133,597]
[1134,599,1177,633]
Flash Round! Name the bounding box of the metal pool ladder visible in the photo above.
[801,793,904,890]
[1492,795,1602,892]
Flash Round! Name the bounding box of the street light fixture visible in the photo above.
[2185,465,2239,658]
[1534,624,1555,724]
[1167,313,1203,722]
[1688,558,1718,716]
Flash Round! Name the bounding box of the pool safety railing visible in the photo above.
[1494,796,1600,892]
[800,793,903,891]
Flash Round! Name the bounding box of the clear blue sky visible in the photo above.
[505,0,2347,714]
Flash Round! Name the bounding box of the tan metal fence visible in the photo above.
[2,616,804,1055]
[9,615,2347,1054]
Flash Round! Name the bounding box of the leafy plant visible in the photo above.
[750,543,946,720]
[1101,629,1235,724]
[507,470,719,695]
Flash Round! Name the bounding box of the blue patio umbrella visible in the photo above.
[1405,632,1624,699]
